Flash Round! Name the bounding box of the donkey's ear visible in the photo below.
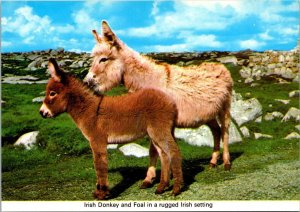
[102,20,117,45]
[92,30,102,43]
[48,58,64,82]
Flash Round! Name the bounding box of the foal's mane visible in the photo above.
[65,72,104,98]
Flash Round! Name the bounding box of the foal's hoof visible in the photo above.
[172,186,182,196]
[224,163,231,171]
[155,182,169,195]
[155,188,165,195]
[140,181,153,189]
[93,189,110,200]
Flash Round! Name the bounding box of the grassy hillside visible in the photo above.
[1,60,299,201]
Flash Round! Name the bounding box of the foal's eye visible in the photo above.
[49,91,57,97]
[99,58,108,63]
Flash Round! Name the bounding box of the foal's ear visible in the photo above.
[48,58,64,82]
[102,20,118,45]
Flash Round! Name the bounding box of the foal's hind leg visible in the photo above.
[141,142,158,189]
[147,126,183,195]
[220,101,231,171]
[207,119,221,168]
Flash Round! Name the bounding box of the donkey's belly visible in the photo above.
[174,102,217,128]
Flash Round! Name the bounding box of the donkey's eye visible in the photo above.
[99,58,108,63]
[49,91,57,97]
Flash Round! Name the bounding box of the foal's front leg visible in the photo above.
[90,140,110,200]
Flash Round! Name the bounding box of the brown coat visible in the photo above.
[40,58,183,199]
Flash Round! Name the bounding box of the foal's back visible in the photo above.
[96,88,177,135]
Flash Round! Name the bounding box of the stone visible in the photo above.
[282,107,300,122]
[228,122,243,143]
[292,75,299,83]
[27,54,40,61]
[27,57,44,69]
[174,121,242,148]
[70,61,80,68]
[175,126,213,147]
[217,56,238,65]
[254,133,273,139]
[32,96,45,103]
[78,60,85,68]
[245,77,254,84]
[289,90,300,98]
[295,125,300,132]
[278,55,285,63]
[14,131,39,150]
[239,67,252,78]
[231,98,263,126]
[284,132,300,140]
[240,126,250,138]
[2,75,39,84]
[275,99,290,105]
[255,116,262,123]
[176,61,185,66]
[107,144,118,149]
[264,112,284,121]
[119,143,148,158]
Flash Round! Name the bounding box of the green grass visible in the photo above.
[2,139,299,200]
[1,63,299,201]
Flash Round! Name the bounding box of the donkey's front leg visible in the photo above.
[91,141,110,200]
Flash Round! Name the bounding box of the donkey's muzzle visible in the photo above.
[39,110,48,118]
[39,103,53,118]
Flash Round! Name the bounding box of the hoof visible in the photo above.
[155,182,169,195]
[209,163,218,169]
[93,189,110,200]
[224,163,231,171]
[140,181,152,189]
[155,188,164,195]
[172,186,181,196]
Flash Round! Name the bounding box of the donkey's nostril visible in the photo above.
[93,75,96,78]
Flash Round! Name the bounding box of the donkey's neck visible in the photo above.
[66,77,102,128]
[120,46,166,91]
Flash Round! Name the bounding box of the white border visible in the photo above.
[2,200,300,212]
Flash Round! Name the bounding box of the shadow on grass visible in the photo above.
[108,151,243,199]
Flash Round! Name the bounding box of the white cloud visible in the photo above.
[259,31,274,40]
[2,5,89,50]
[125,1,248,39]
[148,33,223,52]
[151,0,160,17]
[23,36,35,44]
[2,6,51,37]
[2,41,12,47]
[150,43,188,52]
[72,9,98,34]
[55,24,75,34]
[240,39,265,50]
[279,27,298,36]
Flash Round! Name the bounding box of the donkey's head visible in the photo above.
[84,21,125,93]
[40,58,69,118]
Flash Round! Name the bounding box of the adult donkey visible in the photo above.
[85,21,233,188]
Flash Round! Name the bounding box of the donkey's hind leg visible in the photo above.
[141,142,158,189]
[219,100,231,171]
[207,119,221,168]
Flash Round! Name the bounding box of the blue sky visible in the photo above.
[2,0,299,53]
